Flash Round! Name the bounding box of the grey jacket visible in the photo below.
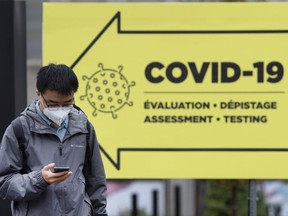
[0,101,107,216]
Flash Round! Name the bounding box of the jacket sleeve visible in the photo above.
[0,124,49,201]
[83,121,108,216]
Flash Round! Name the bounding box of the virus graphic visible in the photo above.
[80,63,136,119]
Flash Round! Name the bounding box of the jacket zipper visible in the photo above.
[59,146,63,156]
[59,142,63,156]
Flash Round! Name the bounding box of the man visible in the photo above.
[0,64,107,215]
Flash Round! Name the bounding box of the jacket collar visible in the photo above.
[24,100,88,136]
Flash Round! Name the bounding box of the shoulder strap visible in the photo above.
[11,117,28,174]
[85,120,92,175]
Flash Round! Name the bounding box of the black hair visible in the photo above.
[36,63,79,95]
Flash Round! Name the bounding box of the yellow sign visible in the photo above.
[43,3,288,179]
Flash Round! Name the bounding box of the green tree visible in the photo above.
[203,180,266,216]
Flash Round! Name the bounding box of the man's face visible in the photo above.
[37,89,74,112]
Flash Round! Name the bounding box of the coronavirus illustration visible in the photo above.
[80,63,136,119]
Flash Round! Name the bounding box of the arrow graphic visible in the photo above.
[71,11,288,69]
[43,3,288,178]
[70,11,288,171]
[100,147,288,171]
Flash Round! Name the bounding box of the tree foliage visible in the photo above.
[203,180,266,216]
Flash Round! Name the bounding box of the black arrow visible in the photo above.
[71,12,288,171]
[71,11,288,69]
[99,146,288,170]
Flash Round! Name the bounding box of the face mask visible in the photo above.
[43,106,72,127]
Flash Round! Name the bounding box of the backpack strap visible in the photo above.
[11,117,28,174]
[85,120,92,175]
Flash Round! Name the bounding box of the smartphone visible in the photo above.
[52,167,70,173]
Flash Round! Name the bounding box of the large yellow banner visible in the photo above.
[43,3,288,179]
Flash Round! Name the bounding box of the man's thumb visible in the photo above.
[44,163,55,171]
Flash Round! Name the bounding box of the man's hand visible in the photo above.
[42,163,72,185]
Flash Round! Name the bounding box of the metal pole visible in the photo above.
[248,180,257,216]
[152,190,158,216]
[132,193,138,216]
[0,1,26,215]
[175,185,181,216]
[0,0,26,132]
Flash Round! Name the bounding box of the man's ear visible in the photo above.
[36,89,40,97]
